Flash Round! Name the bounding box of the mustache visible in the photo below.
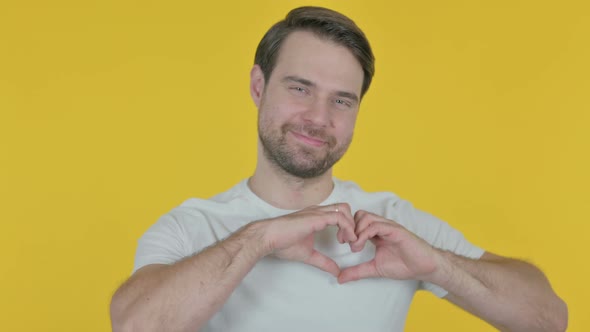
[281,123,337,147]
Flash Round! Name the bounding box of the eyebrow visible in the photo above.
[282,75,315,87]
[281,75,359,103]
[335,91,359,103]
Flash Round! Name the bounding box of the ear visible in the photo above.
[250,65,265,108]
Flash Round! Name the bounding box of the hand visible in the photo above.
[260,203,357,277]
[338,210,439,283]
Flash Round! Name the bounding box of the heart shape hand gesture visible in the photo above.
[338,209,439,283]
[260,203,440,283]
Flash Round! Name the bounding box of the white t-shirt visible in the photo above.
[134,179,485,332]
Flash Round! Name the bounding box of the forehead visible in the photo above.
[271,30,364,95]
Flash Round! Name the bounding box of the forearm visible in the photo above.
[111,222,269,332]
[427,251,567,332]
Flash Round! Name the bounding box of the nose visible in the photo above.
[302,98,331,127]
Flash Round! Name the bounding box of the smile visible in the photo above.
[289,131,327,147]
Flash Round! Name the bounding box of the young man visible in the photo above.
[110,6,567,332]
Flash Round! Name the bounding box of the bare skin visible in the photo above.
[110,203,357,332]
[110,31,568,332]
[339,210,568,331]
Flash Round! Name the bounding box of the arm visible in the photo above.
[431,251,568,332]
[110,222,267,332]
[110,203,356,332]
[338,210,568,332]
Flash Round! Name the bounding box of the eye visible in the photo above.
[289,86,308,95]
[334,98,353,109]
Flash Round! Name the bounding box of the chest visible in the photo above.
[205,257,419,332]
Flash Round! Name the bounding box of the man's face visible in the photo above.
[253,30,364,178]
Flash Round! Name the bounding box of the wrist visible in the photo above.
[422,249,456,287]
[239,220,273,258]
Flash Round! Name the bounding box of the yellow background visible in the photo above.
[1,0,588,331]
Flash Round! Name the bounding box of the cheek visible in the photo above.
[338,117,357,146]
[339,125,355,143]
[261,101,307,127]
[259,105,291,136]
[335,113,357,133]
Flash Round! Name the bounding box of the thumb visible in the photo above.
[338,260,378,283]
[304,250,341,277]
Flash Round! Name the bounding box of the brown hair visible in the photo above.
[254,6,375,98]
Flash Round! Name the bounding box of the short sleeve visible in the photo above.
[389,200,485,298]
[132,212,190,274]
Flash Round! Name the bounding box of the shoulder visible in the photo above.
[172,180,250,219]
[334,179,484,264]
[140,180,249,241]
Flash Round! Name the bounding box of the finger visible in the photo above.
[317,203,354,225]
[335,203,355,223]
[337,213,358,243]
[336,228,343,244]
[355,210,392,234]
[338,260,378,283]
[314,203,347,214]
[351,218,379,251]
[308,204,345,214]
[339,205,359,243]
[353,209,368,221]
[305,250,341,277]
[354,209,374,235]
[350,222,394,252]
[329,203,357,242]
[306,207,356,242]
[355,221,403,248]
[350,236,368,252]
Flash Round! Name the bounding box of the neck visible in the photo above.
[248,147,335,210]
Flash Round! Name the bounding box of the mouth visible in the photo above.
[289,131,327,147]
